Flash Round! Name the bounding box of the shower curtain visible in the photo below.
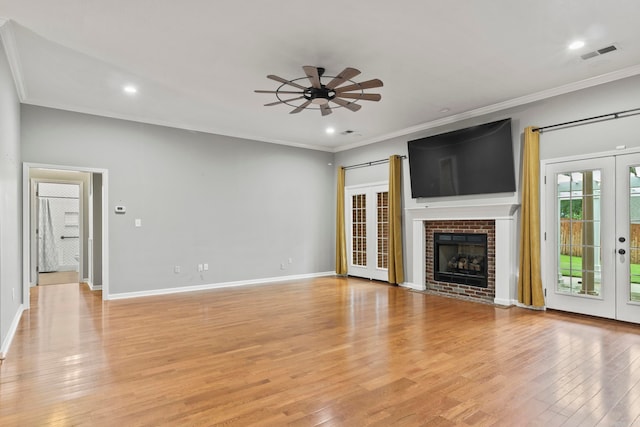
[38,198,59,273]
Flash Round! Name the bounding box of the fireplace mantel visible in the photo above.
[406,203,520,306]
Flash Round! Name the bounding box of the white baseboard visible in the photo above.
[85,281,102,291]
[515,301,546,311]
[494,297,517,307]
[107,271,336,301]
[399,282,425,291]
[0,304,25,360]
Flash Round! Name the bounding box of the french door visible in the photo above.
[345,184,389,282]
[545,153,640,323]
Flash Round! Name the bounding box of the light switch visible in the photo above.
[135,218,142,227]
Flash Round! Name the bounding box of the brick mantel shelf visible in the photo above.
[406,203,520,306]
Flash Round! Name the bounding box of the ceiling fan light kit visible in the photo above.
[255,66,383,116]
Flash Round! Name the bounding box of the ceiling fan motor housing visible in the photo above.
[306,86,336,105]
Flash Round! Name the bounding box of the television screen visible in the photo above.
[407,118,516,198]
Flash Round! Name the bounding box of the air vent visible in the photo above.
[597,45,617,54]
[581,51,599,60]
[581,44,618,60]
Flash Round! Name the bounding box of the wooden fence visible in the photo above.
[560,220,640,263]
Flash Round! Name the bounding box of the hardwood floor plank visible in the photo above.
[2,278,640,426]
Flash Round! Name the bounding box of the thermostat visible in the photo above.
[114,206,126,214]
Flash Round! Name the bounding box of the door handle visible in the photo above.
[619,237,626,243]
[619,249,626,255]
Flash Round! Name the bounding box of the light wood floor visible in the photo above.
[2,278,640,426]
[38,270,79,286]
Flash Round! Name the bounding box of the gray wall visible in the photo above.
[334,73,640,288]
[21,105,335,295]
[0,40,22,351]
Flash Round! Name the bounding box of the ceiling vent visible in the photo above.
[581,45,618,60]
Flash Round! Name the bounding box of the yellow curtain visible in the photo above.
[388,155,404,284]
[335,167,347,275]
[518,127,544,307]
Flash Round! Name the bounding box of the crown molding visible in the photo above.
[0,19,28,101]
[334,63,640,153]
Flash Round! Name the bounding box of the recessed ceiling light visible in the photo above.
[123,85,138,94]
[326,127,335,134]
[569,40,585,50]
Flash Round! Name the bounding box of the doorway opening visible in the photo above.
[23,163,109,308]
[36,182,81,286]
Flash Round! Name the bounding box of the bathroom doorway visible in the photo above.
[36,182,81,286]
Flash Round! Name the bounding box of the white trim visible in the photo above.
[344,181,388,190]
[0,20,27,101]
[399,282,423,291]
[107,271,335,300]
[495,298,519,307]
[0,304,25,360]
[335,64,640,153]
[86,282,102,291]
[23,163,109,307]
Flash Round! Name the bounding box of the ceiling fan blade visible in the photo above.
[331,97,362,112]
[320,104,332,116]
[335,79,384,93]
[267,75,308,90]
[337,93,382,101]
[325,67,361,89]
[255,90,304,94]
[265,96,305,106]
[290,100,312,114]
[302,66,321,89]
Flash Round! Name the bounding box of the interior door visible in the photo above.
[346,184,389,281]
[545,154,640,323]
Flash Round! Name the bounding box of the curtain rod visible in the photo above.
[534,107,640,133]
[343,155,406,170]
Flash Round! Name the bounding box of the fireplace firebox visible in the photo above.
[434,232,488,288]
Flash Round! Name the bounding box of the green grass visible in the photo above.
[560,254,640,280]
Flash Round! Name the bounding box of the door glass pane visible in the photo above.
[557,170,601,297]
[376,192,389,269]
[629,166,640,302]
[352,194,367,267]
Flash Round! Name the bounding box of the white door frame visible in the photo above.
[345,181,389,282]
[23,163,110,307]
[541,147,640,322]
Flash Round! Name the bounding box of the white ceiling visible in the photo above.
[1,1,640,152]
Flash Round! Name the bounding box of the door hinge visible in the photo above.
[544,232,546,241]
[544,288,547,297]
[544,176,547,185]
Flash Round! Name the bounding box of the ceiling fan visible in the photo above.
[255,66,383,116]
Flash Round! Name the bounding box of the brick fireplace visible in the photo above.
[407,203,520,306]
[426,220,495,303]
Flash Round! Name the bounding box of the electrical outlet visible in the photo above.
[198,264,203,272]
[288,258,293,264]
[280,263,285,270]
[174,265,181,273]
[135,218,142,227]
[203,263,209,271]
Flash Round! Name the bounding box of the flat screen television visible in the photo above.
[407,118,516,198]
